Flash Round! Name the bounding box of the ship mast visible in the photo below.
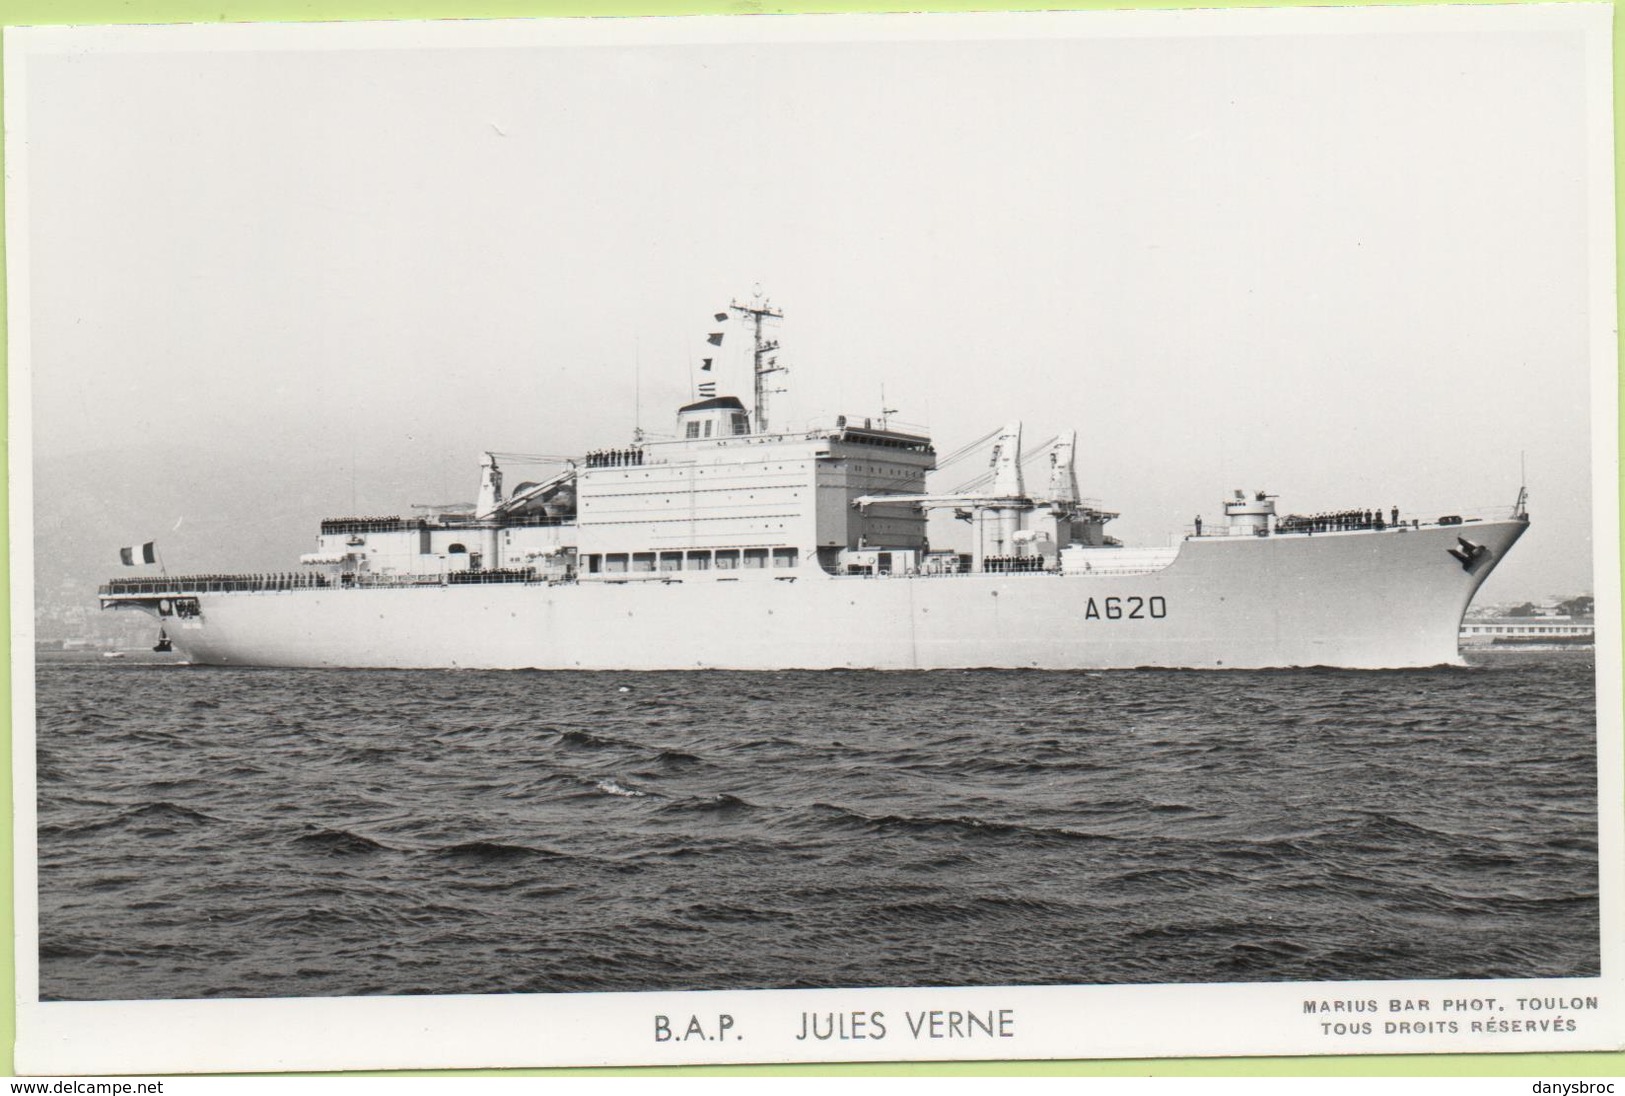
[730,294,785,434]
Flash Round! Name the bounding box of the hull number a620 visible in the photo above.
[1084,596,1166,620]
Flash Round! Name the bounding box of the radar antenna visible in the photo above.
[880,385,898,431]
[730,293,786,434]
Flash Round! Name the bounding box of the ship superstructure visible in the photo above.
[100,298,1529,670]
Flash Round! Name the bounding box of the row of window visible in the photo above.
[1462,625,1593,634]
[683,413,752,438]
[585,548,799,574]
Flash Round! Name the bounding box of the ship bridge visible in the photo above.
[569,395,939,579]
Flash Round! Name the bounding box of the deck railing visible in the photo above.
[100,567,547,597]
[102,573,334,595]
[1189,504,1526,539]
[318,514,571,535]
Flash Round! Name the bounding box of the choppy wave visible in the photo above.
[594,779,647,799]
[33,650,1601,1000]
[292,827,389,856]
[433,840,560,863]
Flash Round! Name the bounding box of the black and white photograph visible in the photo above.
[7,5,1621,1074]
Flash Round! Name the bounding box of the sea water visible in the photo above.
[32,650,1599,1001]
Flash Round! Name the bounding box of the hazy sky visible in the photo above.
[12,7,1613,602]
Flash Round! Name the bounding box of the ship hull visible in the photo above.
[109,519,1527,670]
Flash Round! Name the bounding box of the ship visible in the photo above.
[99,297,1528,670]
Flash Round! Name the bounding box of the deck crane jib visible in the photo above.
[849,424,1120,572]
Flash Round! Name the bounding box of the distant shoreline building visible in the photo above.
[1460,596,1595,648]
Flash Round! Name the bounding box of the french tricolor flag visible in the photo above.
[120,542,156,566]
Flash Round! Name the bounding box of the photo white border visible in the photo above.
[6,5,1621,1075]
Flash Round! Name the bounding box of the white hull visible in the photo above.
[118,519,1527,670]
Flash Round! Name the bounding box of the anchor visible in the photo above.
[1446,536,1489,572]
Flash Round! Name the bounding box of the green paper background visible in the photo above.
[0,0,1619,1080]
